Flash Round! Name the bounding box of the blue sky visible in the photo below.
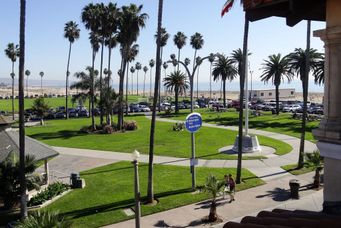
[0,0,325,92]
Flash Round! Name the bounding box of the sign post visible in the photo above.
[185,112,202,190]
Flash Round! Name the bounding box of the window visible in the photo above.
[291,91,294,95]
[261,93,264,96]
[269,92,272,96]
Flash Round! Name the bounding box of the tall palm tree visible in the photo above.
[154,27,169,111]
[149,59,155,97]
[19,0,27,218]
[130,66,135,94]
[64,21,80,120]
[208,53,215,100]
[82,3,102,131]
[105,35,118,107]
[25,70,30,98]
[260,54,292,114]
[126,44,139,115]
[135,62,142,95]
[162,62,168,96]
[288,47,324,168]
[5,43,20,120]
[39,71,44,96]
[117,4,148,130]
[143,66,148,97]
[163,70,189,113]
[213,54,237,108]
[148,0,163,204]
[173,31,187,71]
[190,33,204,102]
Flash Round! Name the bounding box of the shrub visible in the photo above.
[28,182,69,207]
[123,121,138,131]
[102,125,114,134]
[15,210,71,228]
[173,122,185,131]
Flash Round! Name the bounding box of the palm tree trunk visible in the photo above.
[177,48,181,71]
[11,62,15,120]
[149,67,152,97]
[236,15,249,184]
[223,79,226,108]
[143,72,146,97]
[118,55,127,130]
[91,49,96,131]
[99,41,105,125]
[65,41,72,120]
[196,66,200,100]
[107,45,113,123]
[298,20,311,169]
[275,84,279,115]
[208,199,217,222]
[175,87,179,113]
[192,49,197,105]
[126,62,129,116]
[210,62,212,100]
[158,48,163,112]
[19,0,27,218]
[136,71,139,96]
[148,0,163,204]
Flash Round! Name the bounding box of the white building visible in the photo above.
[250,88,295,100]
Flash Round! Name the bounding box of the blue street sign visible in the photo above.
[185,112,202,133]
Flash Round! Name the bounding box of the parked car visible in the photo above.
[78,110,89,117]
[283,104,301,112]
[54,112,66,119]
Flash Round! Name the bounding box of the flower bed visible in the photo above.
[28,182,69,207]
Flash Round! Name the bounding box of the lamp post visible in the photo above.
[132,150,141,228]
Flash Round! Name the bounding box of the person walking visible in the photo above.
[228,174,236,203]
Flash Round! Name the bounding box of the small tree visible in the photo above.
[202,174,225,222]
[0,154,37,209]
[305,150,324,188]
[31,97,50,125]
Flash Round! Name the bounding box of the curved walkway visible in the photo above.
[53,116,317,181]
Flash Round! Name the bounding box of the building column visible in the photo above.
[44,159,49,185]
[313,0,341,213]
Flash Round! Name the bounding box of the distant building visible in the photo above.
[250,88,295,100]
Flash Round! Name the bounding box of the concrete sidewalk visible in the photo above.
[104,172,322,228]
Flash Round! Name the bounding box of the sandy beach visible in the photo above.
[0,86,324,103]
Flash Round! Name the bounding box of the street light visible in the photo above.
[132,150,141,228]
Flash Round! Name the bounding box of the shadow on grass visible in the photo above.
[61,188,193,220]
[28,130,86,140]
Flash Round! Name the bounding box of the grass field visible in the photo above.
[25,115,292,160]
[46,161,264,227]
[281,163,315,175]
[0,95,142,112]
[163,109,319,142]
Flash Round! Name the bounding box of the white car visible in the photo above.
[283,104,301,112]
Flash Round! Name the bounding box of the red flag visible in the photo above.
[221,0,234,17]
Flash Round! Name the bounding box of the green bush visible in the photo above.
[16,210,71,228]
[28,182,69,207]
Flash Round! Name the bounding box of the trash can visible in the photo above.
[289,179,300,199]
[70,173,80,188]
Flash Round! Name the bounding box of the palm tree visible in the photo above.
[105,35,118,117]
[148,0,163,204]
[154,27,169,111]
[39,71,44,96]
[190,33,204,102]
[135,62,142,95]
[149,59,155,97]
[117,4,148,130]
[260,54,292,114]
[126,44,139,115]
[16,210,71,228]
[173,32,187,71]
[64,21,80,120]
[212,54,237,108]
[208,53,215,100]
[288,47,324,168]
[305,150,324,188]
[162,62,168,96]
[19,0,27,218]
[5,43,20,120]
[130,66,135,94]
[25,70,30,97]
[201,174,225,222]
[143,66,148,97]
[163,71,189,113]
[31,97,49,125]
[313,56,324,85]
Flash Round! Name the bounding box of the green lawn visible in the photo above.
[46,161,264,227]
[281,163,315,175]
[163,109,319,142]
[25,115,292,160]
[0,95,142,112]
